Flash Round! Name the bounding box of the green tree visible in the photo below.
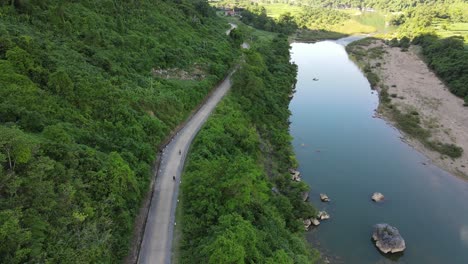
[47,69,74,96]
[0,209,31,264]
[0,126,35,171]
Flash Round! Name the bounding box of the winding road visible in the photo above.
[137,71,234,264]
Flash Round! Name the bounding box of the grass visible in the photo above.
[432,19,468,43]
[294,29,347,42]
[258,3,303,18]
[353,12,397,33]
[330,19,376,34]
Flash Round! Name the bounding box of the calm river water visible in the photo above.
[289,39,468,264]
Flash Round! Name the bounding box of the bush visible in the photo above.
[366,71,380,87]
[426,141,463,158]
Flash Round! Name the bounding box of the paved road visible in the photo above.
[137,71,234,264]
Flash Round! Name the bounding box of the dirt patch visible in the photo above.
[354,40,468,178]
[152,64,206,80]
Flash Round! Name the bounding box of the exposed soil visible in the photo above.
[360,40,468,178]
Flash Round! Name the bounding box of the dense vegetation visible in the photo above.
[179,36,319,263]
[0,0,238,262]
[239,6,298,34]
[294,7,349,30]
[412,35,468,105]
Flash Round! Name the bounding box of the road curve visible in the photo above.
[137,71,234,264]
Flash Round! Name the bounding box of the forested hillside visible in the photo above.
[0,0,237,262]
[179,36,319,263]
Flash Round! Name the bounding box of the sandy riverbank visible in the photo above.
[355,40,468,178]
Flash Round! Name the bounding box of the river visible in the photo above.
[289,39,468,264]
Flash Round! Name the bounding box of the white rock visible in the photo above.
[320,193,330,202]
[311,218,320,226]
[372,192,385,202]
[317,211,330,220]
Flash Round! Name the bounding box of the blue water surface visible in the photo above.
[289,41,468,264]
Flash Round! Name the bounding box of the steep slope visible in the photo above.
[178,37,320,263]
[0,0,237,263]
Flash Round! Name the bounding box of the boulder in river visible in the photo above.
[372,192,385,202]
[303,219,312,230]
[302,191,309,202]
[372,223,406,253]
[320,193,330,202]
[317,211,330,220]
[311,218,320,226]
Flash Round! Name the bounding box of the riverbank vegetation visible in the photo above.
[178,34,319,263]
[0,0,238,262]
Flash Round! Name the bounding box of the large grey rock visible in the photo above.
[302,192,309,202]
[372,192,385,202]
[303,219,312,230]
[372,223,406,253]
[320,193,330,202]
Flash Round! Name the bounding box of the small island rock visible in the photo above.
[372,192,385,202]
[320,193,330,202]
[372,223,406,253]
[317,211,330,220]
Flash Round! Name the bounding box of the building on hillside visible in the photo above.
[225,9,236,16]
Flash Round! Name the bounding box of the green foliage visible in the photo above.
[412,34,468,100]
[426,141,463,158]
[366,71,381,87]
[295,7,350,30]
[0,126,35,171]
[179,36,317,263]
[0,0,237,262]
[47,69,73,96]
[0,209,32,263]
[240,6,298,34]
